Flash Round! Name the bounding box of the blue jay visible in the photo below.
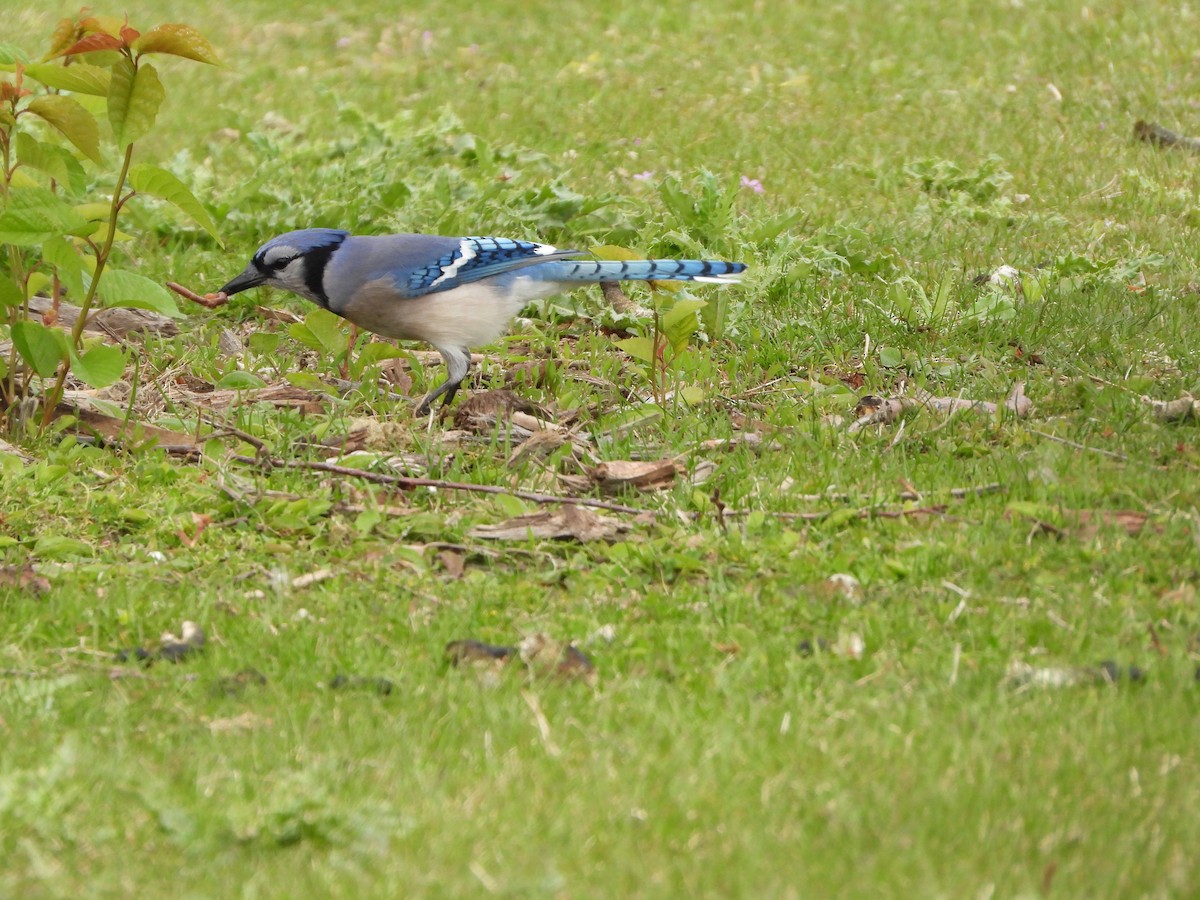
[219,229,746,414]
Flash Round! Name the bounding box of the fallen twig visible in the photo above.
[719,503,949,522]
[229,454,653,516]
[848,383,1031,433]
[1141,393,1200,423]
[1134,119,1200,155]
[1029,429,1129,462]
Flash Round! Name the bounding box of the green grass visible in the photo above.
[3,1,1200,896]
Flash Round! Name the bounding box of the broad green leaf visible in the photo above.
[248,332,282,356]
[0,276,24,308]
[22,62,111,95]
[287,322,322,351]
[134,24,220,64]
[680,384,706,406]
[14,133,87,193]
[877,346,903,368]
[350,340,407,378]
[98,267,181,317]
[128,164,222,243]
[26,95,102,163]
[663,298,706,354]
[0,43,30,65]
[108,57,164,148]
[41,236,86,300]
[216,371,267,390]
[33,536,95,559]
[662,298,707,332]
[73,202,113,222]
[12,319,68,377]
[591,244,643,261]
[302,307,350,355]
[71,343,126,388]
[615,336,656,364]
[0,186,91,244]
[285,371,337,393]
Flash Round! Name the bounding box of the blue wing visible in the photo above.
[406,237,582,295]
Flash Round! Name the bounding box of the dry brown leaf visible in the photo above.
[437,548,466,579]
[1069,509,1152,541]
[589,458,681,493]
[518,633,598,685]
[452,389,547,429]
[0,564,51,596]
[469,504,627,542]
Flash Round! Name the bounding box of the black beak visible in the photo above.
[219,264,267,296]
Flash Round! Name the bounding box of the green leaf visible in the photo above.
[0,185,91,245]
[285,371,337,393]
[350,341,407,378]
[615,336,656,364]
[70,343,126,388]
[134,24,220,64]
[22,62,111,96]
[663,298,706,354]
[98,267,181,317]
[301,307,350,354]
[40,236,87,301]
[33,536,94,559]
[12,320,68,377]
[877,346,903,368]
[0,43,30,65]
[14,133,87,193]
[215,371,266,390]
[128,164,222,243]
[26,95,102,163]
[248,332,282,356]
[0,276,24,309]
[108,57,164,147]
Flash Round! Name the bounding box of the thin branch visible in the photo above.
[229,454,654,516]
[1029,428,1128,461]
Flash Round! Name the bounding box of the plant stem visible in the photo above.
[40,142,136,428]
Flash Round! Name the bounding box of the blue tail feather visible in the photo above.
[532,258,745,285]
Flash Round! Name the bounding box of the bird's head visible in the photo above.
[219,228,350,305]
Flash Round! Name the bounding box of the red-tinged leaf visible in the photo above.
[134,24,220,65]
[46,17,82,59]
[79,16,125,37]
[120,25,141,47]
[59,33,124,57]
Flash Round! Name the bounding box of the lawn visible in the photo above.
[2,1,1198,896]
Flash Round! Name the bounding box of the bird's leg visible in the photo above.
[415,346,471,416]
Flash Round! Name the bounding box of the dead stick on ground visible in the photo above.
[230,454,654,516]
[719,504,949,522]
[1029,429,1129,462]
[1134,120,1200,155]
